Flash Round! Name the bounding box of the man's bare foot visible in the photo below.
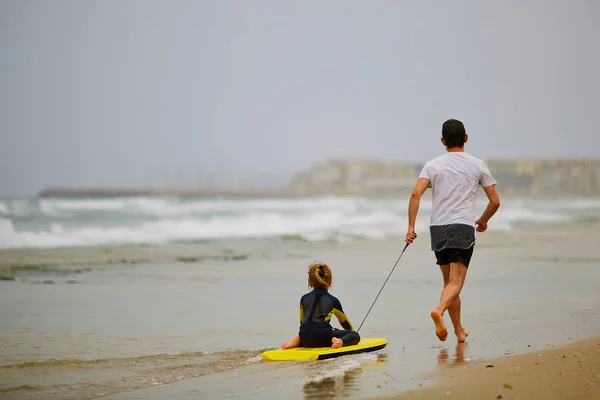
[281,336,300,349]
[331,337,343,349]
[455,328,469,343]
[430,309,448,341]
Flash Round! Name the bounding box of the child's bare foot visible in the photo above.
[281,336,300,349]
[331,337,343,349]
[281,340,295,349]
[455,328,469,343]
[430,309,448,341]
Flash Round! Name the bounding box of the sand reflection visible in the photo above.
[437,342,468,367]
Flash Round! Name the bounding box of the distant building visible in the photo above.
[487,158,600,196]
[286,159,419,195]
[287,158,600,197]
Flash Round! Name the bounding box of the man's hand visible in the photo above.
[475,219,487,232]
[405,229,417,244]
[476,185,500,233]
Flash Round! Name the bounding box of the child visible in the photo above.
[281,262,360,349]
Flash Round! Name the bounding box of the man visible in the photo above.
[405,119,500,342]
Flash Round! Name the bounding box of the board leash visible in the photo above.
[356,237,414,333]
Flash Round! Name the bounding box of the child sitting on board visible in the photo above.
[281,262,360,349]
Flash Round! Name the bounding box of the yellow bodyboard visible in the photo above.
[261,337,387,361]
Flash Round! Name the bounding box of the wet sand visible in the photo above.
[386,336,600,400]
[1,225,599,399]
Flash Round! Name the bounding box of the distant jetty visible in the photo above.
[37,187,291,199]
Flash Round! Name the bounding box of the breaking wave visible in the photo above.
[0,196,598,249]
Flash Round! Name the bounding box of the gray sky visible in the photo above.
[1,0,599,196]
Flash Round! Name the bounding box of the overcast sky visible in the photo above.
[1,0,599,196]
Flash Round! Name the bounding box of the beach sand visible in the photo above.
[386,336,600,400]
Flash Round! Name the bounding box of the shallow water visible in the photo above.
[1,229,600,399]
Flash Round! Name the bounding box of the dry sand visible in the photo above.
[387,336,600,400]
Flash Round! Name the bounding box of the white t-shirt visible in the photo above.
[419,152,497,228]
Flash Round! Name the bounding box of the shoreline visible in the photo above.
[1,223,598,276]
[381,335,600,400]
[1,225,593,277]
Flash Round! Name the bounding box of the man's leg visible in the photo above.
[431,261,468,341]
[440,264,468,342]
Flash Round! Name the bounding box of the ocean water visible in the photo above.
[1,195,600,399]
[1,195,599,249]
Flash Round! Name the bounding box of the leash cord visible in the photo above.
[356,241,411,333]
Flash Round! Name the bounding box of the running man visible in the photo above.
[405,119,501,342]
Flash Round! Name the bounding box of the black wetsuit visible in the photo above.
[298,287,361,348]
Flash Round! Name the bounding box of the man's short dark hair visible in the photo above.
[442,119,466,149]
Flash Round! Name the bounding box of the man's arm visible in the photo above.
[475,185,501,232]
[406,178,430,243]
